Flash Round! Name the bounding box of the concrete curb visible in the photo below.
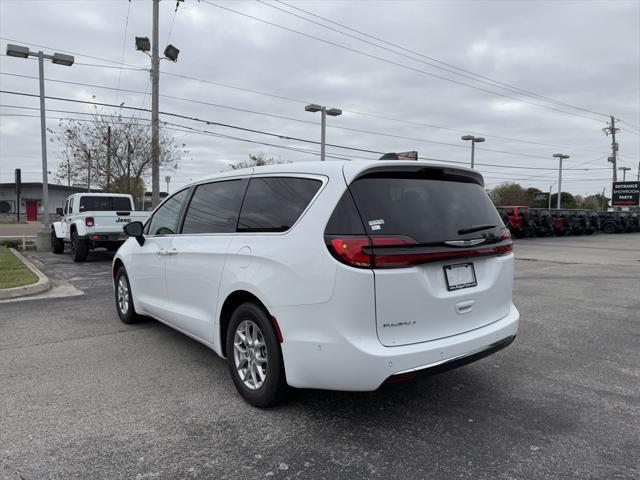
[0,248,51,300]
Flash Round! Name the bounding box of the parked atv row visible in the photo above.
[496,206,640,238]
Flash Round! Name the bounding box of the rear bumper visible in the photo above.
[278,303,519,391]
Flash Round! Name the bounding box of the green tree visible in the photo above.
[549,192,577,208]
[489,182,528,206]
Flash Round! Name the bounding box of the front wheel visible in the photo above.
[226,303,287,408]
[114,267,142,324]
[51,230,64,254]
[602,223,616,234]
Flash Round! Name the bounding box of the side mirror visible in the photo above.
[56,207,64,216]
[124,221,145,246]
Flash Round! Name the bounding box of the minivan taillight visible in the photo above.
[326,235,512,269]
[85,217,94,227]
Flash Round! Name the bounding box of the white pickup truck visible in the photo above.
[51,193,148,262]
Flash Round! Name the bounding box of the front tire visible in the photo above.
[71,232,88,262]
[51,230,64,254]
[114,267,141,324]
[226,303,287,408]
[602,223,616,234]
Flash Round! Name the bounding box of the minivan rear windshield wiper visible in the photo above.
[457,224,496,235]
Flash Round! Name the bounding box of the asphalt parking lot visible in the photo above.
[1,235,639,480]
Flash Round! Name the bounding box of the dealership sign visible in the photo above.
[611,181,640,206]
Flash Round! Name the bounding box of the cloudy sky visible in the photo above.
[1,0,639,196]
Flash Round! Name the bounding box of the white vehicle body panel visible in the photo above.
[113,160,519,392]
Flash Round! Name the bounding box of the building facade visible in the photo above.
[0,183,100,222]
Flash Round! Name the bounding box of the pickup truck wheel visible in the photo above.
[71,232,88,262]
[114,267,141,324]
[51,230,64,254]
[226,302,287,408]
[602,223,616,234]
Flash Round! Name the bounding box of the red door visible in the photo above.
[26,201,38,221]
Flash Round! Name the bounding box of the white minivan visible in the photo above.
[113,160,519,406]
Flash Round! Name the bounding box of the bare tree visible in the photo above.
[229,152,290,170]
[53,106,186,196]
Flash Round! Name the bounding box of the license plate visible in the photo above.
[443,262,477,291]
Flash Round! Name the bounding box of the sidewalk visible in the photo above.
[0,222,44,237]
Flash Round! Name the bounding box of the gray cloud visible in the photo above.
[1,0,638,196]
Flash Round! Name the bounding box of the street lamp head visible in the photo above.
[553,153,570,159]
[305,104,322,113]
[326,108,342,117]
[461,135,474,141]
[51,52,74,66]
[135,36,151,52]
[164,44,180,62]
[474,137,485,143]
[6,44,30,58]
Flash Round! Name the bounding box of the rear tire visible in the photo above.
[114,267,142,324]
[226,302,287,408]
[602,223,616,234]
[51,230,64,254]
[71,232,88,262]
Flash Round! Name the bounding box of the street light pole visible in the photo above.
[5,44,74,232]
[305,104,342,161]
[37,52,49,228]
[553,153,570,209]
[461,135,485,169]
[618,167,631,181]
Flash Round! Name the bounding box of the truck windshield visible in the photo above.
[79,196,132,211]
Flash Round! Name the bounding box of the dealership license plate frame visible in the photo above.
[443,262,477,291]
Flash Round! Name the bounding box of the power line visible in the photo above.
[0,90,614,173]
[200,1,605,123]
[0,41,611,155]
[263,0,610,120]
[114,0,133,105]
[0,72,606,162]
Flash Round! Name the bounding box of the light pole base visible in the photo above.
[36,229,51,252]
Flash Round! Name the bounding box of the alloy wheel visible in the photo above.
[117,276,129,315]
[233,320,268,390]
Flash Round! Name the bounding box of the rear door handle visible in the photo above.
[156,249,169,256]
[167,248,178,255]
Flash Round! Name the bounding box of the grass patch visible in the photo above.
[0,247,39,289]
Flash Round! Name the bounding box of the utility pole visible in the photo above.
[151,0,160,207]
[127,141,133,194]
[87,151,91,192]
[106,126,112,191]
[637,160,640,181]
[548,184,553,210]
[603,115,619,182]
[553,153,570,209]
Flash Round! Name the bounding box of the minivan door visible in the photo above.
[347,169,514,347]
[163,178,248,344]
[127,189,190,318]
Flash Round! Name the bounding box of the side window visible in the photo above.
[64,199,69,216]
[69,198,74,214]
[182,179,247,234]
[238,177,322,232]
[145,189,190,235]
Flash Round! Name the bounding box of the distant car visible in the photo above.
[598,211,625,234]
[112,161,519,407]
[528,208,555,237]
[496,205,533,238]
[51,193,148,262]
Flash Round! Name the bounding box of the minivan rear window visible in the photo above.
[238,177,322,232]
[79,196,132,211]
[347,174,503,242]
